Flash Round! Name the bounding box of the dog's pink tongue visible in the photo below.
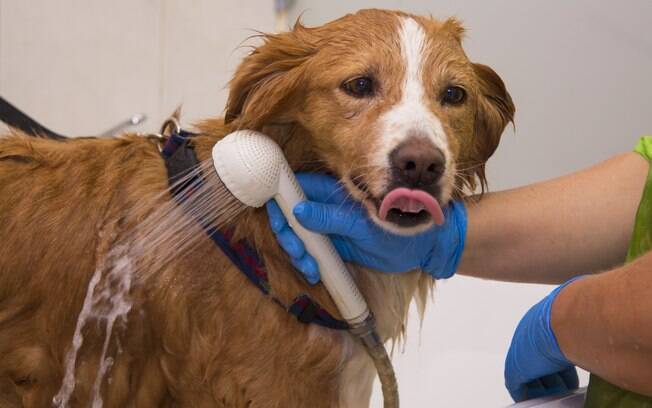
[379,188,445,225]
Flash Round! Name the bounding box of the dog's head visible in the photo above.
[225,9,514,234]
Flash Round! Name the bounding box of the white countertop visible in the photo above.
[506,389,586,408]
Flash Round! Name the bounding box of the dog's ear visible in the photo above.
[470,63,515,191]
[225,22,317,128]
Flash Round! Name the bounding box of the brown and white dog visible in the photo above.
[0,9,513,407]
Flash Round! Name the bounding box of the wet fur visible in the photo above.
[0,9,513,407]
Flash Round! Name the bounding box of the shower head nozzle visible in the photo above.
[212,130,287,208]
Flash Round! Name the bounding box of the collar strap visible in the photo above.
[160,128,197,159]
[160,127,349,331]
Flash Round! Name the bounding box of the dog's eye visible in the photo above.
[442,86,466,105]
[342,77,375,98]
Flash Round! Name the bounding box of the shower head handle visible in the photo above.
[212,130,370,324]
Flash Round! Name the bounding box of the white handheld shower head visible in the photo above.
[211,130,369,324]
[212,130,399,407]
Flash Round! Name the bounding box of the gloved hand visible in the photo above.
[505,277,583,402]
[265,173,467,284]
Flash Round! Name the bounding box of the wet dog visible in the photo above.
[0,9,513,407]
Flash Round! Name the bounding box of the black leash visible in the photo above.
[0,96,65,140]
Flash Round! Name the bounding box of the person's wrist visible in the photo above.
[449,201,468,274]
[547,275,585,365]
[536,276,585,365]
[420,200,467,279]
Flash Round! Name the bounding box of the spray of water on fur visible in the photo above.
[53,160,244,407]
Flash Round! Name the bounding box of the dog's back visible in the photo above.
[0,133,163,406]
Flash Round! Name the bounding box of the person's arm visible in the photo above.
[552,252,652,396]
[505,251,652,401]
[459,152,649,283]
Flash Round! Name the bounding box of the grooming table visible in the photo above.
[506,388,586,408]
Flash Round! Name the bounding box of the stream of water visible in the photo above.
[52,160,245,407]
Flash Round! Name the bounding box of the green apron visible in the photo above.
[584,136,652,407]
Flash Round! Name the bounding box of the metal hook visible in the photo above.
[99,113,147,137]
[160,117,181,138]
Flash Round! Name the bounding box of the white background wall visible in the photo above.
[1,1,651,407]
[0,0,275,135]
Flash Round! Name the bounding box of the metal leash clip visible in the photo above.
[160,117,181,138]
[146,116,182,153]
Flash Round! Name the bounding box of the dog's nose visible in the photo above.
[390,138,445,188]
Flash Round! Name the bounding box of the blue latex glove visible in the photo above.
[265,173,467,284]
[505,277,583,402]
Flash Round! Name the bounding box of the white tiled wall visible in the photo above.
[0,0,274,136]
